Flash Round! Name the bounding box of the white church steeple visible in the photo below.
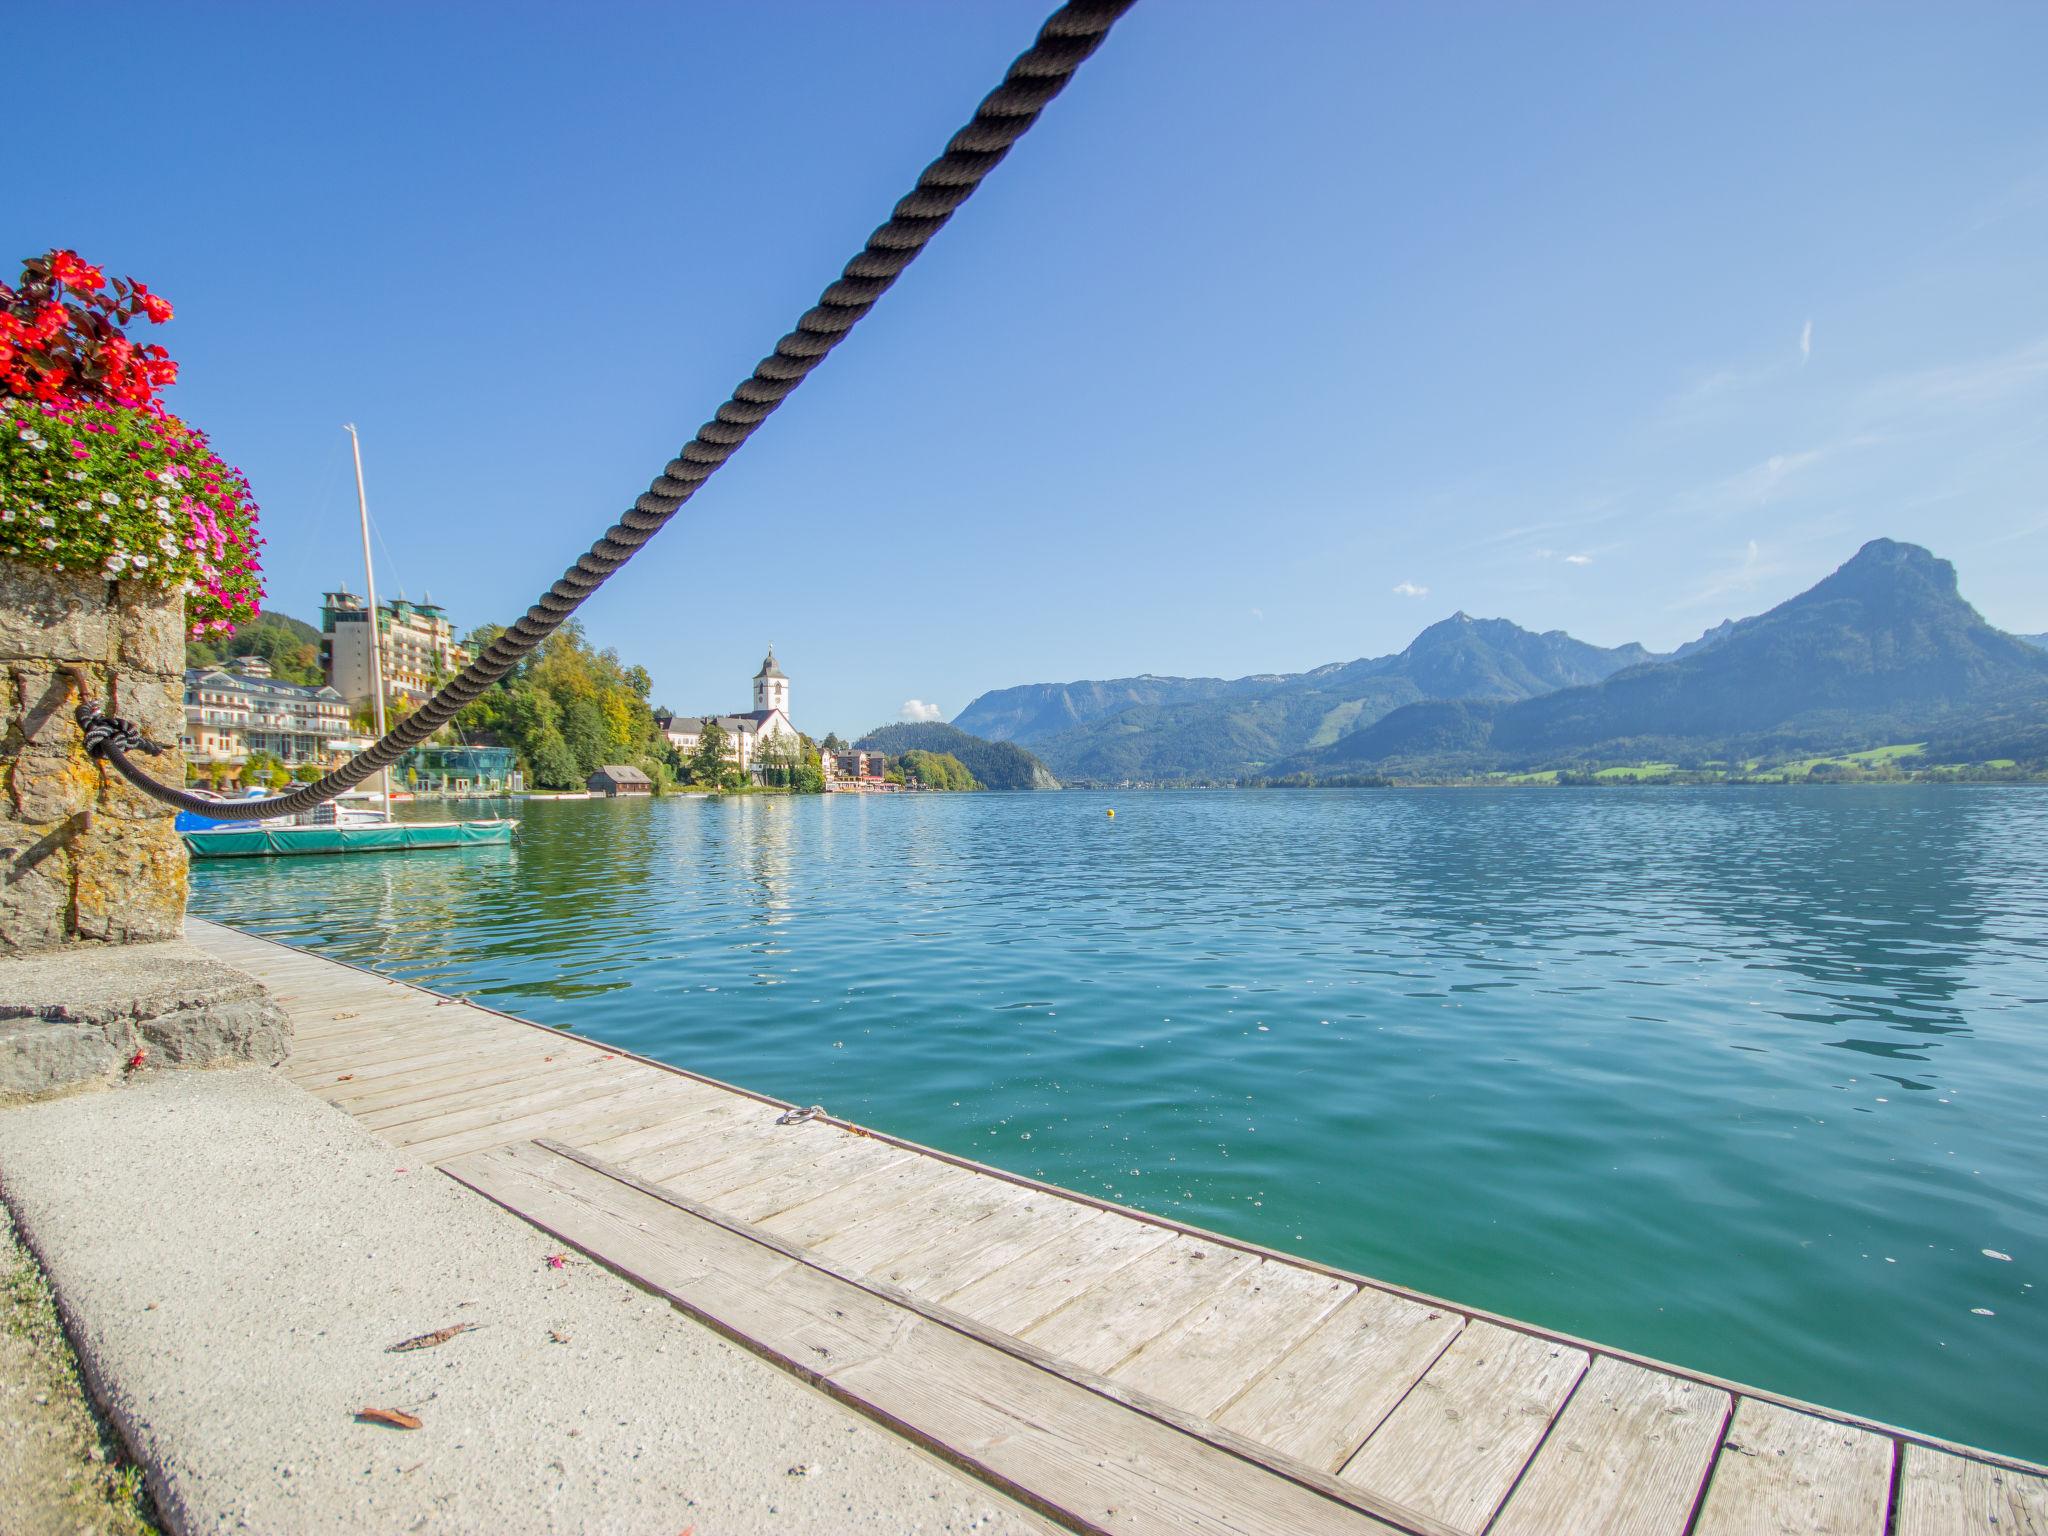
[753,646,789,715]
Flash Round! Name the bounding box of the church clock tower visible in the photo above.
[753,646,789,715]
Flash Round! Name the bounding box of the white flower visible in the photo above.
[40,537,57,550]
[74,499,92,511]
[105,554,129,575]
[132,554,149,568]
[97,512,111,524]
[1,510,13,523]
[38,515,56,528]
[156,509,173,525]
[66,469,85,481]
[100,491,119,505]
[154,495,171,510]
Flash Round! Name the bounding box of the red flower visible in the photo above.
[133,283,174,324]
[49,249,105,293]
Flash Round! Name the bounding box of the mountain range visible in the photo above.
[953,540,2048,782]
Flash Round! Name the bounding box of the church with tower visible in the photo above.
[653,648,800,779]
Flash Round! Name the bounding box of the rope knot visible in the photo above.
[75,704,166,759]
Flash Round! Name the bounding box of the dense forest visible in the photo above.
[853,721,1058,789]
[897,749,979,790]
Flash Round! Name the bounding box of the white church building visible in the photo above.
[655,648,800,778]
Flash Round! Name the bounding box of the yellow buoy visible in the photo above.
[1106,808,1115,818]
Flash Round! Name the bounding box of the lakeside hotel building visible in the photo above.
[320,590,472,706]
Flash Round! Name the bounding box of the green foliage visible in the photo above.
[898,749,978,790]
[186,609,324,686]
[687,719,730,787]
[853,721,1056,789]
[453,619,668,791]
[242,749,291,789]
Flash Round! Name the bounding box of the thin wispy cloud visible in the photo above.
[1800,318,1813,364]
[1564,553,1593,566]
[1392,581,1429,598]
[1684,538,1797,608]
[1248,606,1264,621]
[898,699,943,722]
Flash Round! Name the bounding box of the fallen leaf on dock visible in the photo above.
[332,1011,358,1021]
[335,1074,354,1082]
[387,1323,477,1353]
[549,1329,572,1344]
[355,1407,423,1430]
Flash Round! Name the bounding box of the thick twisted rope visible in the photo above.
[83,0,1135,820]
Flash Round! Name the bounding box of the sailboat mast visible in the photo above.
[343,424,391,817]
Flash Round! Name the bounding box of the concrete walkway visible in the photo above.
[0,1068,1053,1536]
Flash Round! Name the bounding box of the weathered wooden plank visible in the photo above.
[1216,1287,1464,1473]
[531,1085,740,1154]
[940,1209,1170,1336]
[373,1061,646,1147]
[574,1096,771,1168]
[758,1154,968,1253]
[1339,1320,1586,1534]
[872,1185,1103,1302]
[396,1078,692,1164]
[661,1125,861,1207]
[281,1021,489,1072]
[710,1137,918,1226]
[813,1164,1037,1276]
[355,1057,627,1131]
[624,1110,798,1185]
[284,1028,541,1082]
[444,1143,1404,1536]
[1692,1397,1892,1536]
[1489,1355,1730,1536]
[1896,1443,2048,1536]
[1021,1234,1258,1376]
[1109,1258,1354,1421]
[323,1046,604,1113]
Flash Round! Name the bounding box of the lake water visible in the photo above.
[189,787,2048,1460]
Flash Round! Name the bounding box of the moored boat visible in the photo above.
[181,818,516,858]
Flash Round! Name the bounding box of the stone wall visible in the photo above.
[1,559,187,954]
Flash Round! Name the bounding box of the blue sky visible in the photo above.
[17,2,2047,736]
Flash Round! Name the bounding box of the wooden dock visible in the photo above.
[188,918,2047,1536]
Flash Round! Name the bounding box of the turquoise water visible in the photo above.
[190,787,2048,1460]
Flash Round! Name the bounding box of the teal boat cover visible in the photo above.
[182,821,517,859]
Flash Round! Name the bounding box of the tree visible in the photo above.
[689,719,730,787]
[753,731,803,787]
[529,726,580,789]
[791,740,826,794]
[822,732,847,753]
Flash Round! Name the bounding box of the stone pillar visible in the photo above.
[1,558,289,1100]
[1,560,188,950]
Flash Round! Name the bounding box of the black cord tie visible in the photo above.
[77,704,167,760]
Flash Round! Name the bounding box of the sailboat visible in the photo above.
[177,427,517,858]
